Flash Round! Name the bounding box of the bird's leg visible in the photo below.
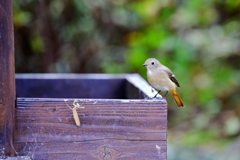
[164,91,168,97]
[153,90,161,98]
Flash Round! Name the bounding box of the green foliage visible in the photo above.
[14,0,240,159]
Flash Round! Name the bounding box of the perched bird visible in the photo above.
[143,58,184,107]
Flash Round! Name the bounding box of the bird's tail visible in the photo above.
[169,89,184,107]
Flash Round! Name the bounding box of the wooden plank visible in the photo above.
[15,140,166,160]
[0,0,16,157]
[15,98,167,160]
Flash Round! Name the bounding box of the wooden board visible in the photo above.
[0,0,15,157]
[15,98,167,160]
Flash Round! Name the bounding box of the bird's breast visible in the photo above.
[147,70,175,91]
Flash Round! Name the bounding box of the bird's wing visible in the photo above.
[169,76,180,87]
[162,66,180,88]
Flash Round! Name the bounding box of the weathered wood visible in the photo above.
[15,141,166,160]
[15,98,167,160]
[0,0,15,157]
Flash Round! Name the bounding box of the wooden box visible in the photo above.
[14,74,167,160]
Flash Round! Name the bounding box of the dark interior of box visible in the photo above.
[16,78,127,99]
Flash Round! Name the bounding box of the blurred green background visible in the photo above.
[13,0,240,159]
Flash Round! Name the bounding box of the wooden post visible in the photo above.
[0,0,16,157]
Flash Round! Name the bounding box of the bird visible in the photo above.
[143,58,184,107]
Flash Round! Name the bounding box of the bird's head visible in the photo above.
[143,58,161,71]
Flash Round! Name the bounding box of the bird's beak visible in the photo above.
[143,64,147,66]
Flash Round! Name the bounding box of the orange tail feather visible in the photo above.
[169,89,184,107]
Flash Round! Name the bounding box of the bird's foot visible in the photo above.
[151,96,162,99]
[153,90,161,98]
[164,91,168,97]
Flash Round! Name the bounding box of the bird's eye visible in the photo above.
[151,62,154,65]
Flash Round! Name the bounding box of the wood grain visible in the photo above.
[15,98,167,160]
[16,140,166,160]
[0,0,15,156]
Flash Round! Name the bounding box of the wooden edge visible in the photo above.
[2,156,31,160]
[15,73,129,79]
[16,97,165,103]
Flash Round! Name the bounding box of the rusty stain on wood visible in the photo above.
[0,0,16,157]
[15,98,167,160]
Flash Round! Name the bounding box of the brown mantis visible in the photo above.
[64,99,85,126]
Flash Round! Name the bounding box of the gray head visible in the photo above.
[143,58,161,71]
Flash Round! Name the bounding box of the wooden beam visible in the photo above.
[0,0,16,157]
[15,98,167,159]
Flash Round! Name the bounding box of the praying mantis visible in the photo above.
[64,99,85,126]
